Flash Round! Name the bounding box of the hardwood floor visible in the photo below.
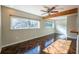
[67,38,76,54]
[1,33,76,54]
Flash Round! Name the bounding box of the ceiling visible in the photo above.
[5,5,79,16]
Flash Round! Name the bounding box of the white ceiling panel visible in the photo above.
[5,5,79,16]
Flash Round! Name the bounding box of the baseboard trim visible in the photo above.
[1,33,54,48]
[1,39,29,48]
[67,36,77,39]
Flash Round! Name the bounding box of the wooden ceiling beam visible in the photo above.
[42,8,78,19]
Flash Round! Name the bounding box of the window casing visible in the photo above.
[45,21,54,29]
[10,16,40,30]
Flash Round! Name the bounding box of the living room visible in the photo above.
[0,5,79,54]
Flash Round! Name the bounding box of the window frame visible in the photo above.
[10,16,40,30]
[45,21,54,29]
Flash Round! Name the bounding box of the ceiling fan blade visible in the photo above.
[51,7,56,10]
[47,6,57,12]
[41,10,47,12]
[50,5,58,11]
[43,6,50,11]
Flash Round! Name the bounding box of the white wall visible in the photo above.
[55,17,67,35]
[1,6,54,47]
[53,16,67,39]
[67,14,77,39]
[77,8,79,54]
[54,14,77,39]
[0,5,1,52]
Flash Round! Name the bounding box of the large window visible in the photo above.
[10,16,40,30]
[45,21,54,29]
[29,20,40,29]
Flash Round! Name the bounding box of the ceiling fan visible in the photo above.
[41,5,59,15]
